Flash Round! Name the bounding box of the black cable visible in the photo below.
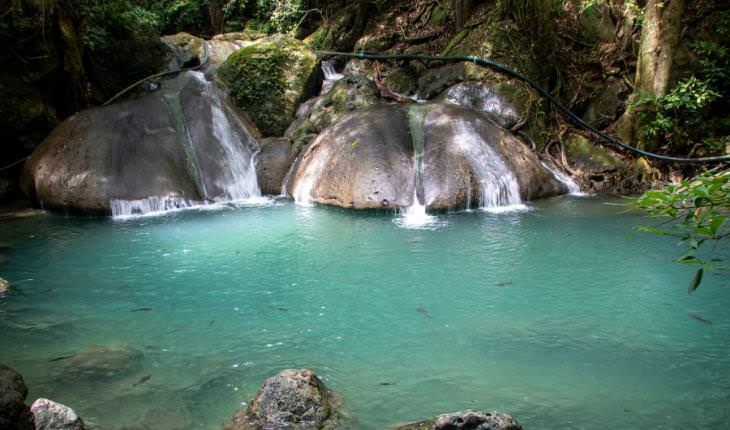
[316,50,730,164]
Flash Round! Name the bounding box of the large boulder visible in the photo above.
[219,35,321,136]
[0,363,34,430]
[224,368,341,430]
[289,103,565,210]
[30,398,85,430]
[393,410,522,430]
[21,71,261,215]
[162,32,266,69]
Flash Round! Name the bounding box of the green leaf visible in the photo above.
[636,226,683,237]
[688,268,704,294]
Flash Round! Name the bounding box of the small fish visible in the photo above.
[131,307,152,312]
[235,249,240,256]
[49,355,73,362]
[276,307,289,312]
[495,281,513,287]
[690,314,713,325]
[416,307,432,318]
[379,382,396,386]
[133,374,151,386]
[208,320,215,327]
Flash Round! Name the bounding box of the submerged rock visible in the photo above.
[392,409,522,430]
[289,103,565,210]
[219,35,320,136]
[0,362,34,430]
[224,368,342,430]
[30,398,85,430]
[60,343,143,382]
[21,71,261,215]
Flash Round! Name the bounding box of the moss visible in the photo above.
[219,35,319,136]
[566,133,621,172]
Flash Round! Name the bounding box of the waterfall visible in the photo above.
[291,142,331,206]
[398,105,438,227]
[321,60,343,94]
[111,71,265,218]
[452,119,527,212]
[540,161,587,196]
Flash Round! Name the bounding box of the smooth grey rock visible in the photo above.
[30,398,84,430]
[256,137,297,195]
[21,71,260,214]
[289,103,565,210]
[0,362,33,430]
[224,368,341,430]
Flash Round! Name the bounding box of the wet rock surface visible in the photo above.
[21,71,260,214]
[392,409,522,430]
[436,81,529,129]
[224,368,341,430]
[0,362,33,430]
[256,137,297,195]
[30,398,85,430]
[290,103,565,210]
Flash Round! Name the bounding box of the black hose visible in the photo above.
[316,50,730,164]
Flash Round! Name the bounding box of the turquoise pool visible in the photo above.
[0,197,728,429]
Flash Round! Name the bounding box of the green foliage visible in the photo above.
[634,168,730,292]
[632,41,730,155]
[80,1,162,51]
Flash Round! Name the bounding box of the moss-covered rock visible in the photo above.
[219,35,320,136]
[565,133,621,173]
[286,76,380,149]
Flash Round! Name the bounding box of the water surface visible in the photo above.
[1,197,728,429]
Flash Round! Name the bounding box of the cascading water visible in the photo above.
[111,72,265,218]
[540,160,587,196]
[291,142,331,206]
[452,119,527,212]
[320,60,344,94]
[397,106,438,228]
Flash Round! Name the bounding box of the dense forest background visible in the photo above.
[1,0,729,200]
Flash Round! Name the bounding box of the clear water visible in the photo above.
[1,197,729,430]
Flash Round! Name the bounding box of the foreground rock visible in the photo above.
[0,363,34,430]
[21,72,260,215]
[224,368,342,430]
[30,398,85,430]
[393,410,522,430]
[219,35,320,136]
[289,103,565,210]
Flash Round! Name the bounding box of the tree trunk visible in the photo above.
[209,0,224,34]
[614,0,685,149]
[455,0,474,29]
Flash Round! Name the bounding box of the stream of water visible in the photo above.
[1,197,729,429]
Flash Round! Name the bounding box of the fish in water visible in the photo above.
[133,375,151,386]
[208,320,215,327]
[276,307,289,312]
[416,307,432,318]
[49,355,73,362]
[131,307,152,312]
[690,314,713,325]
[235,249,240,256]
[495,281,513,287]
[379,382,396,386]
